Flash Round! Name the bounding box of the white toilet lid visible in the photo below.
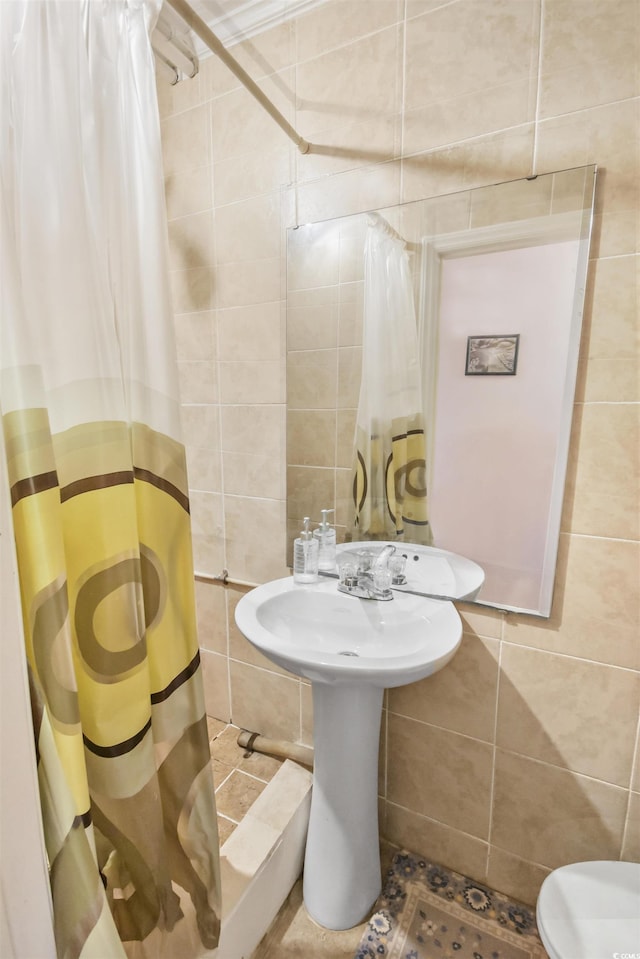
[537,860,640,959]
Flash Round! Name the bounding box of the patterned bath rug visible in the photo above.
[354,849,548,959]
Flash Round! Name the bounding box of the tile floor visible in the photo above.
[251,840,399,959]
[207,724,542,959]
[207,718,285,846]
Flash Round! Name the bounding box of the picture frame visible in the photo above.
[465,334,520,375]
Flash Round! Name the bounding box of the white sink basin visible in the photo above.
[336,541,485,601]
[235,575,462,687]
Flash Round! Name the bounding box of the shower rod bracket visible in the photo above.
[166,0,311,155]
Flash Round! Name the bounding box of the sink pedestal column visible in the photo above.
[302,682,384,930]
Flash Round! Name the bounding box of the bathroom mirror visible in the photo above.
[286,165,596,617]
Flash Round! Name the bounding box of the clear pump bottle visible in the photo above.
[293,517,319,584]
[313,508,336,571]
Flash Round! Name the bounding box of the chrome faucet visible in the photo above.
[338,544,396,601]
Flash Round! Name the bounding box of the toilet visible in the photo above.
[536,860,640,959]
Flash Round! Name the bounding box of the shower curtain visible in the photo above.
[0,2,221,958]
[352,215,432,544]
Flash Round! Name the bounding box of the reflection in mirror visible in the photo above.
[286,165,596,617]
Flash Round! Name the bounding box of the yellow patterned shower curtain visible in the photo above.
[352,215,433,545]
[0,2,221,957]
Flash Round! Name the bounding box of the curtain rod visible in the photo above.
[166,0,311,155]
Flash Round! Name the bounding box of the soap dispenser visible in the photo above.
[314,508,336,571]
[293,517,319,584]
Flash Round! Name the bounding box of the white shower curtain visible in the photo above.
[1,2,221,957]
[352,215,432,544]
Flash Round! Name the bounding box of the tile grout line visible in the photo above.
[484,617,506,880]
[531,0,545,176]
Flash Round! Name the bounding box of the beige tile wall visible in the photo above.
[158,0,639,906]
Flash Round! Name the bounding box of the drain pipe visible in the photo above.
[237,730,314,770]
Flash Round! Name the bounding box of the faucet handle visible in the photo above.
[389,553,407,585]
[372,566,392,593]
[339,562,358,589]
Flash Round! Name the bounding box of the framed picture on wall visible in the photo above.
[465,334,520,375]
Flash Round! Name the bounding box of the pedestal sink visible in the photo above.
[234,574,463,930]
